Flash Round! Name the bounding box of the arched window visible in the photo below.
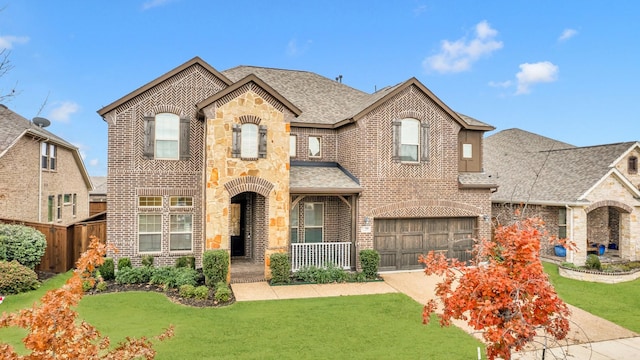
[241,123,259,158]
[155,113,180,159]
[392,118,429,163]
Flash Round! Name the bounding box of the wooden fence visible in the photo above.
[0,218,106,273]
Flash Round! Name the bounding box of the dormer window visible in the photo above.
[629,156,638,174]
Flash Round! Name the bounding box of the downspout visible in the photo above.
[565,204,574,263]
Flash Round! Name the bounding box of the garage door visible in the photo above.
[374,217,476,271]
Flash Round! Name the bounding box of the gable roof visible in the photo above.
[484,128,639,204]
[196,74,302,116]
[97,57,233,117]
[0,105,92,189]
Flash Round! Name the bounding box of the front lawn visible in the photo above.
[1,273,483,359]
[544,262,640,333]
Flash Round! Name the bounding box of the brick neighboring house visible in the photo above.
[485,128,640,266]
[97,57,496,277]
[0,104,92,225]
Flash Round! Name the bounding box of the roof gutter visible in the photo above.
[491,199,589,207]
[290,187,362,195]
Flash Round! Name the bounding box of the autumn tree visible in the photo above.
[419,217,571,360]
[0,236,174,359]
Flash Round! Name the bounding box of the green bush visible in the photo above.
[150,266,199,289]
[295,266,320,283]
[586,254,602,271]
[214,281,232,302]
[0,224,46,269]
[82,280,94,292]
[115,266,153,284]
[0,260,40,294]
[294,264,349,284]
[359,249,380,279]
[98,257,115,281]
[179,284,196,298]
[202,250,229,287]
[560,262,577,269]
[194,285,209,300]
[326,263,349,283]
[117,257,132,270]
[175,256,196,269]
[96,280,108,292]
[269,253,291,284]
[141,255,154,267]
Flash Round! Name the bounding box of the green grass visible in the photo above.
[1,273,483,359]
[544,262,640,333]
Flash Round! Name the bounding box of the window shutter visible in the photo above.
[421,122,430,162]
[392,120,401,161]
[143,116,155,159]
[232,124,241,158]
[179,117,190,160]
[258,125,267,158]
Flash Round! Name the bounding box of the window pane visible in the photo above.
[49,145,56,170]
[170,196,192,207]
[140,234,161,252]
[241,123,258,158]
[558,208,567,226]
[308,136,321,157]
[170,214,192,251]
[139,214,162,232]
[47,196,54,222]
[462,144,473,158]
[400,144,418,162]
[290,228,299,243]
[304,203,323,227]
[304,228,323,243]
[401,119,420,145]
[290,204,299,227]
[155,113,179,159]
[156,140,179,159]
[170,234,192,251]
[139,196,162,207]
[170,214,192,232]
[290,135,297,157]
[558,227,567,239]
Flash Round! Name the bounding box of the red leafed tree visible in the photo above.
[0,236,174,359]
[419,218,571,360]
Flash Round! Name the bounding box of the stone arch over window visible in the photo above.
[368,199,482,218]
[239,115,262,125]
[148,104,186,117]
[585,200,632,214]
[224,176,274,198]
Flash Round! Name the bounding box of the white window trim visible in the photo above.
[303,202,324,243]
[240,123,259,159]
[308,136,322,158]
[170,196,193,208]
[169,214,193,252]
[138,213,163,254]
[400,118,420,163]
[462,143,473,159]
[155,113,180,160]
[290,134,297,158]
[138,196,163,208]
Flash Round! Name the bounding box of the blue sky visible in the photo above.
[1,1,638,176]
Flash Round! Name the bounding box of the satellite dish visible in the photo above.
[32,117,51,128]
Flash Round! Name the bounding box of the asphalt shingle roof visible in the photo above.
[0,105,75,155]
[290,165,362,194]
[484,128,637,204]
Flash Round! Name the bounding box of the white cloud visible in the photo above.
[413,4,427,16]
[488,80,512,88]
[141,0,175,10]
[48,101,80,123]
[423,20,503,73]
[286,38,312,57]
[0,35,29,50]
[89,158,99,167]
[515,61,559,94]
[558,28,578,42]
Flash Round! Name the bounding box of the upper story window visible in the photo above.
[462,144,473,159]
[231,117,267,159]
[41,142,57,170]
[143,113,190,161]
[290,135,297,158]
[392,118,429,163]
[309,136,321,158]
[628,156,638,174]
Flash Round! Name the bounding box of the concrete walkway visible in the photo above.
[231,270,640,359]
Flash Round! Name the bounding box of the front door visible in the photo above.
[230,199,246,256]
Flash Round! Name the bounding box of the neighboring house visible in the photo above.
[97,57,496,277]
[485,128,640,266]
[89,176,107,216]
[0,104,92,225]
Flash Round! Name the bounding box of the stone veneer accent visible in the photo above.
[559,266,640,284]
[201,88,291,277]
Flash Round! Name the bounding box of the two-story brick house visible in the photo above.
[98,57,496,278]
[0,105,92,225]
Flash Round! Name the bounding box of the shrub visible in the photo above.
[269,253,291,284]
[0,224,46,269]
[202,250,229,287]
[118,257,132,270]
[586,254,602,271]
[82,280,94,292]
[560,262,577,269]
[98,257,115,281]
[115,266,153,284]
[194,285,209,300]
[295,266,320,283]
[179,284,196,298]
[96,280,108,292]
[141,255,154,267]
[359,249,380,279]
[214,281,231,302]
[0,260,40,294]
[175,256,196,269]
[150,266,199,289]
[326,263,349,282]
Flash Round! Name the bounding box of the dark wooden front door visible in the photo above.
[374,217,476,271]
[230,200,245,257]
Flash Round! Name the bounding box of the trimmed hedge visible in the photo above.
[359,249,380,280]
[0,260,40,294]
[176,256,196,269]
[141,255,154,267]
[0,224,46,269]
[203,250,229,287]
[98,258,115,281]
[117,257,132,270]
[269,253,291,284]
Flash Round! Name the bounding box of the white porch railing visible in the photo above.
[290,242,351,272]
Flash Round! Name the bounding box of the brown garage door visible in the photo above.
[374,217,476,271]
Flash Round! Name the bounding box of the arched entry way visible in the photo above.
[230,191,267,263]
[586,201,632,260]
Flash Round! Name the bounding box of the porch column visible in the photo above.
[570,206,587,266]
